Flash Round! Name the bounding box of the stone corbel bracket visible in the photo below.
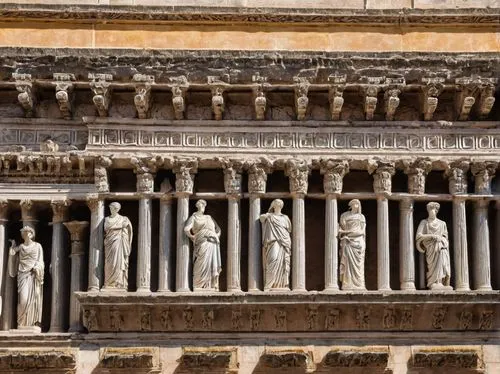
[476,78,497,119]
[89,73,113,117]
[252,74,269,120]
[294,77,310,121]
[455,77,480,121]
[133,74,154,119]
[261,349,315,373]
[13,73,35,117]
[169,75,189,120]
[208,76,229,120]
[328,74,346,120]
[53,73,75,120]
[361,76,384,120]
[421,77,445,121]
[384,77,405,121]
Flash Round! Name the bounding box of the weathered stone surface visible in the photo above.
[412,350,480,368]
[99,348,156,369]
[0,350,76,372]
[324,350,389,367]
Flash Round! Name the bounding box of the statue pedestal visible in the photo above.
[9,326,41,334]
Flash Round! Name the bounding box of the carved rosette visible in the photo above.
[285,159,310,195]
[403,159,432,195]
[247,159,272,195]
[173,159,198,195]
[445,161,470,194]
[51,199,70,223]
[471,161,498,194]
[320,159,349,195]
[368,161,395,194]
[222,160,243,196]
[95,156,112,193]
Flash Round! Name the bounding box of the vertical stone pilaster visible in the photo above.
[86,196,105,292]
[63,221,89,332]
[158,197,173,292]
[49,199,70,332]
[400,199,416,291]
[496,201,500,289]
[0,200,9,330]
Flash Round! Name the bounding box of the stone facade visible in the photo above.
[0,1,498,373]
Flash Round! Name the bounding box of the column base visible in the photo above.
[101,287,127,292]
[456,286,471,292]
[68,326,84,333]
[323,287,340,293]
[49,326,65,333]
[400,282,416,291]
[157,289,172,293]
[247,288,262,293]
[176,288,191,293]
[227,288,244,294]
[87,287,100,292]
[136,287,151,293]
[475,286,493,291]
[264,287,291,292]
[378,288,392,292]
[292,288,308,293]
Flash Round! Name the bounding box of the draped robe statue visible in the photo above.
[184,200,222,291]
[8,226,44,330]
[339,199,366,290]
[260,199,292,290]
[416,202,452,290]
[103,202,133,290]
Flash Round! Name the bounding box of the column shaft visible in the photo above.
[0,216,8,330]
[399,200,416,290]
[377,197,391,290]
[227,197,241,292]
[49,221,66,332]
[453,199,470,291]
[473,200,491,290]
[158,198,173,292]
[137,198,152,292]
[176,196,190,292]
[324,197,339,291]
[248,196,261,291]
[292,196,306,291]
[496,202,500,289]
[88,200,104,291]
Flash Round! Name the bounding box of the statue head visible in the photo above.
[20,225,35,241]
[269,199,284,213]
[196,199,207,213]
[348,199,362,213]
[109,202,121,216]
[427,202,440,219]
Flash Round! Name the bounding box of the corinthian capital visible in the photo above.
[403,158,432,195]
[173,159,198,195]
[51,199,70,223]
[471,161,498,194]
[131,156,162,193]
[246,158,272,194]
[0,199,9,221]
[368,161,395,194]
[95,156,112,193]
[319,159,349,194]
[20,199,37,222]
[445,160,470,195]
[285,159,310,195]
[221,159,244,195]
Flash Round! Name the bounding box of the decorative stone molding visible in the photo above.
[471,161,498,194]
[53,73,75,120]
[179,347,238,372]
[324,350,389,369]
[246,158,272,194]
[421,77,445,121]
[403,158,432,194]
[64,221,89,251]
[412,350,480,369]
[285,159,310,195]
[95,156,111,193]
[173,159,198,195]
[477,78,497,119]
[221,159,243,195]
[0,350,76,373]
[82,307,99,331]
[19,199,36,222]
[294,77,310,121]
[51,199,69,223]
[445,160,470,194]
[319,159,349,194]
[133,74,154,119]
[328,75,346,120]
[169,76,189,120]
[89,73,113,117]
[361,77,384,120]
[368,161,395,194]
[261,349,315,372]
[12,73,35,118]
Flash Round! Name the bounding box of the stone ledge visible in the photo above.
[412,350,482,369]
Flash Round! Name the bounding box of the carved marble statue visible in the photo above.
[103,202,133,290]
[184,200,222,291]
[339,199,366,290]
[260,199,292,290]
[8,226,44,330]
[416,202,452,290]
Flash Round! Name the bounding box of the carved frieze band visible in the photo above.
[0,126,88,150]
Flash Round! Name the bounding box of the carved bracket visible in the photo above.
[361,77,384,120]
[208,76,229,120]
[328,75,347,121]
[13,73,35,117]
[133,74,154,119]
[384,77,405,121]
[53,73,75,120]
[476,78,497,119]
[421,77,445,121]
[169,75,189,120]
[294,77,310,121]
[89,73,113,117]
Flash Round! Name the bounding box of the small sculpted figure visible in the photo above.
[103,202,133,290]
[184,200,222,291]
[339,199,366,290]
[260,199,292,290]
[8,226,44,329]
[416,202,452,290]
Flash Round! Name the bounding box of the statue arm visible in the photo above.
[415,220,426,253]
[259,213,268,223]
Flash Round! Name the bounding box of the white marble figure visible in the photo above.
[8,226,44,330]
[339,199,366,290]
[260,199,292,290]
[416,202,452,290]
[103,202,133,290]
[184,200,222,291]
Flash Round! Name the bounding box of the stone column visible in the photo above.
[247,161,271,291]
[49,200,70,332]
[174,160,197,292]
[497,201,500,289]
[446,161,470,291]
[158,196,173,292]
[285,159,310,292]
[86,196,105,291]
[223,160,243,292]
[369,161,395,291]
[471,161,497,291]
[401,159,431,291]
[0,200,9,330]
[320,160,349,292]
[63,221,89,332]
